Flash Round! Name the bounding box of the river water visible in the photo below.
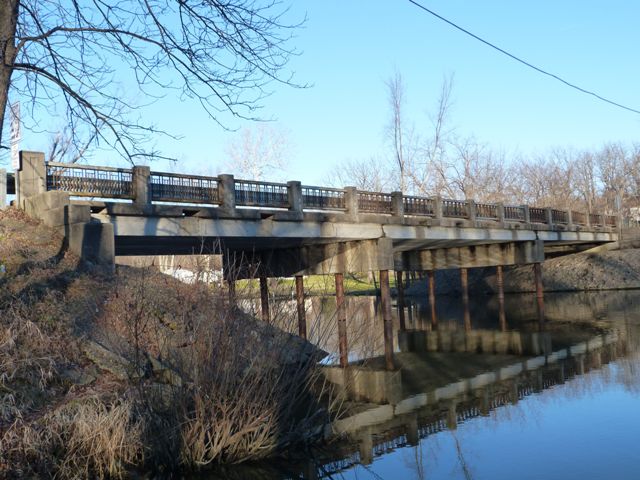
[213,288,640,480]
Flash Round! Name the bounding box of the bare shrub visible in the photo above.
[97,265,336,468]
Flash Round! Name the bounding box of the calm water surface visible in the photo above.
[217,289,640,480]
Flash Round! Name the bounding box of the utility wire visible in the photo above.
[406,0,640,115]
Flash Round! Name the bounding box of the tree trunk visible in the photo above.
[0,1,19,145]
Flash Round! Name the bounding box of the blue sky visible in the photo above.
[22,1,640,185]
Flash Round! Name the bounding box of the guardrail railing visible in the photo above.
[302,186,346,211]
[37,160,617,232]
[235,179,289,208]
[150,171,219,204]
[529,207,547,224]
[476,202,498,220]
[358,191,393,214]
[551,209,568,224]
[572,211,587,225]
[46,162,134,199]
[442,199,468,218]
[504,205,525,222]
[403,196,435,216]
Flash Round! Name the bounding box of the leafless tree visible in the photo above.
[385,71,419,193]
[418,74,455,196]
[325,156,391,191]
[224,124,291,180]
[0,0,303,162]
[597,142,630,214]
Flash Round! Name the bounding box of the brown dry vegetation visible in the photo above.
[0,208,337,478]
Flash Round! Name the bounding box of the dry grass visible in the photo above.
[1,397,143,479]
[0,207,344,476]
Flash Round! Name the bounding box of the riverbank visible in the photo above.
[405,240,640,296]
[0,208,334,478]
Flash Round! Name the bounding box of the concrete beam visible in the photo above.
[394,240,544,271]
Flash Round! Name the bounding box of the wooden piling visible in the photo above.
[335,273,348,368]
[260,274,270,323]
[461,267,471,331]
[428,270,437,328]
[380,270,395,371]
[396,271,406,330]
[534,262,545,328]
[496,265,507,331]
[295,275,307,339]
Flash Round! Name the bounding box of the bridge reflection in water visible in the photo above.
[234,290,640,480]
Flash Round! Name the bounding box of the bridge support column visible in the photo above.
[534,262,544,328]
[496,265,507,331]
[428,270,437,328]
[295,275,307,339]
[460,268,471,331]
[380,269,395,371]
[335,273,348,368]
[396,271,406,330]
[260,274,270,323]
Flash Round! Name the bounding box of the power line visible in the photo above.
[406,0,640,115]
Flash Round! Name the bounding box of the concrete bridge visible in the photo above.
[4,151,619,370]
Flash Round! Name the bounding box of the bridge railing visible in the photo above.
[35,158,617,231]
[572,211,587,226]
[150,171,220,204]
[403,195,435,216]
[47,162,134,199]
[475,202,498,220]
[301,185,346,211]
[504,205,526,222]
[234,179,289,208]
[551,209,568,225]
[357,191,393,214]
[442,199,468,218]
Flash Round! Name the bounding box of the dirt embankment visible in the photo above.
[406,245,640,296]
[0,207,330,478]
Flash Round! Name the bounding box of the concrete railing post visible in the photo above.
[287,180,303,213]
[522,205,531,224]
[467,199,477,222]
[344,186,358,218]
[0,168,6,208]
[132,166,151,207]
[434,196,443,221]
[545,207,554,227]
[567,210,574,230]
[218,174,236,214]
[16,151,46,207]
[496,202,505,225]
[391,191,404,218]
